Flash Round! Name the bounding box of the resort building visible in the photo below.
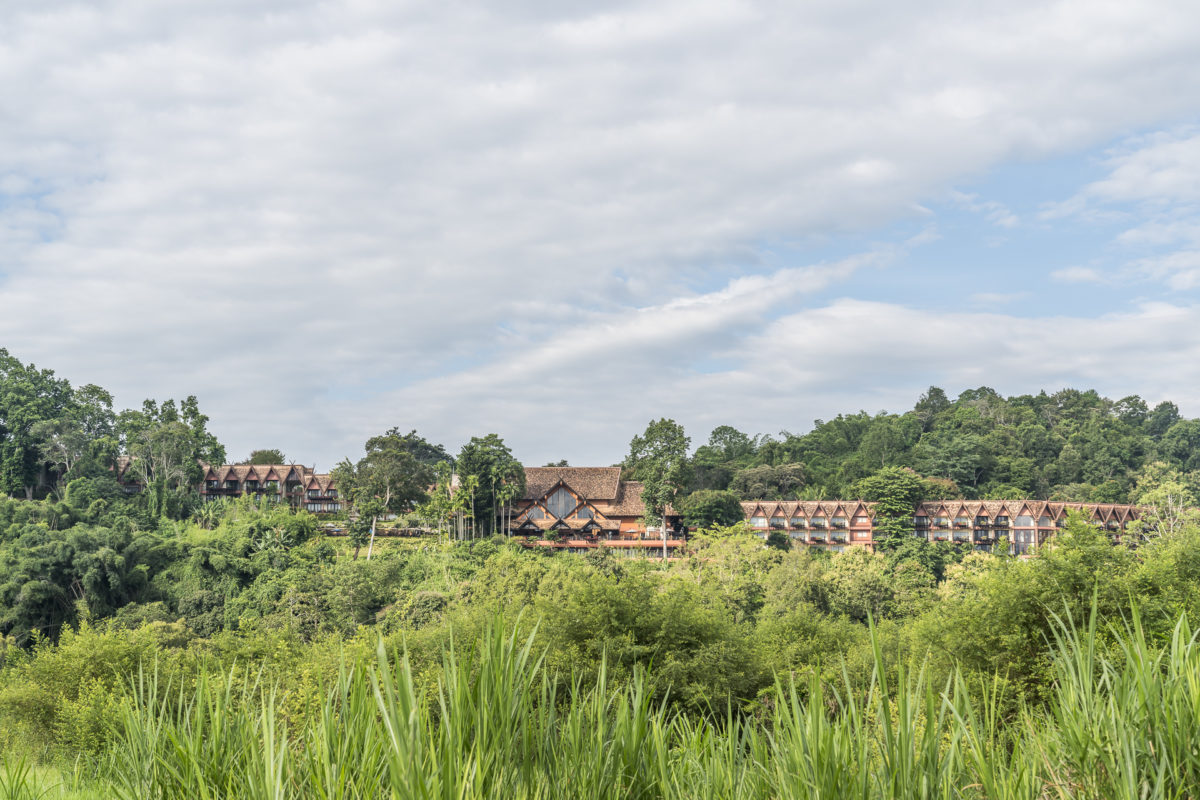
[199,464,342,513]
[740,499,1144,554]
[506,466,685,556]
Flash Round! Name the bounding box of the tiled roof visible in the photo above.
[522,467,622,501]
[609,480,648,517]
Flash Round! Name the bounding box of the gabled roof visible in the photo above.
[522,467,622,501]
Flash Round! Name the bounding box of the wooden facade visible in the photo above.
[507,467,684,557]
[199,464,341,512]
[740,499,1144,554]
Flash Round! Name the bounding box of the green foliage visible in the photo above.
[625,419,690,530]
[851,466,927,550]
[687,386,1196,502]
[677,489,744,529]
[242,449,287,465]
[456,434,523,536]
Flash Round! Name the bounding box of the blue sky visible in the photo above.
[2,1,1200,468]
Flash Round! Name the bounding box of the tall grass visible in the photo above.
[90,612,1200,799]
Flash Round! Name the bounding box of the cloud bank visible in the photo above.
[2,0,1200,465]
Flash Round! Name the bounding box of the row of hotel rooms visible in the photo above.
[118,463,1143,556]
[742,500,1143,554]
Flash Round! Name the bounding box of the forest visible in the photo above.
[3,347,1200,797]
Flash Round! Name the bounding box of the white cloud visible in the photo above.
[1049,128,1200,290]
[1051,266,1106,284]
[2,0,1200,464]
[969,292,1027,305]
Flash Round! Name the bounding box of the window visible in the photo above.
[995,516,1010,526]
[811,516,827,527]
[528,507,545,520]
[832,516,847,528]
[934,516,950,527]
[325,503,341,513]
[224,481,239,490]
[1039,516,1052,527]
[770,516,787,529]
[975,516,989,526]
[576,507,593,519]
[546,488,575,519]
[308,489,320,499]
[1015,515,1034,527]
[327,490,338,499]
[914,516,929,527]
[206,480,219,490]
[954,516,969,528]
[750,516,767,527]
[853,516,869,526]
[790,517,806,528]
[306,502,321,512]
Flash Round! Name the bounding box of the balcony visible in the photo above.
[808,531,828,542]
[953,531,971,542]
[830,532,848,543]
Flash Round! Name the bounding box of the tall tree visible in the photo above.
[117,396,225,491]
[456,434,523,536]
[334,429,443,556]
[0,349,75,497]
[625,419,691,557]
[852,466,927,551]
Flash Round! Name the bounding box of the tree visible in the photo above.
[728,463,806,499]
[706,425,754,462]
[334,429,442,555]
[677,489,744,529]
[457,434,523,536]
[852,467,927,551]
[243,449,288,465]
[0,349,75,497]
[1129,461,1200,538]
[116,396,226,490]
[625,419,691,558]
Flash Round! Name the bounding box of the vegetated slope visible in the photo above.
[687,387,1191,502]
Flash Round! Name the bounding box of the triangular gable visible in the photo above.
[263,467,281,482]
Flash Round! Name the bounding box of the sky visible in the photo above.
[3,0,1200,469]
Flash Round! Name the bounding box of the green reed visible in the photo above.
[86,610,1200,799]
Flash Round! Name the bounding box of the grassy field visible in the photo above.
[3,610,1197,800]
